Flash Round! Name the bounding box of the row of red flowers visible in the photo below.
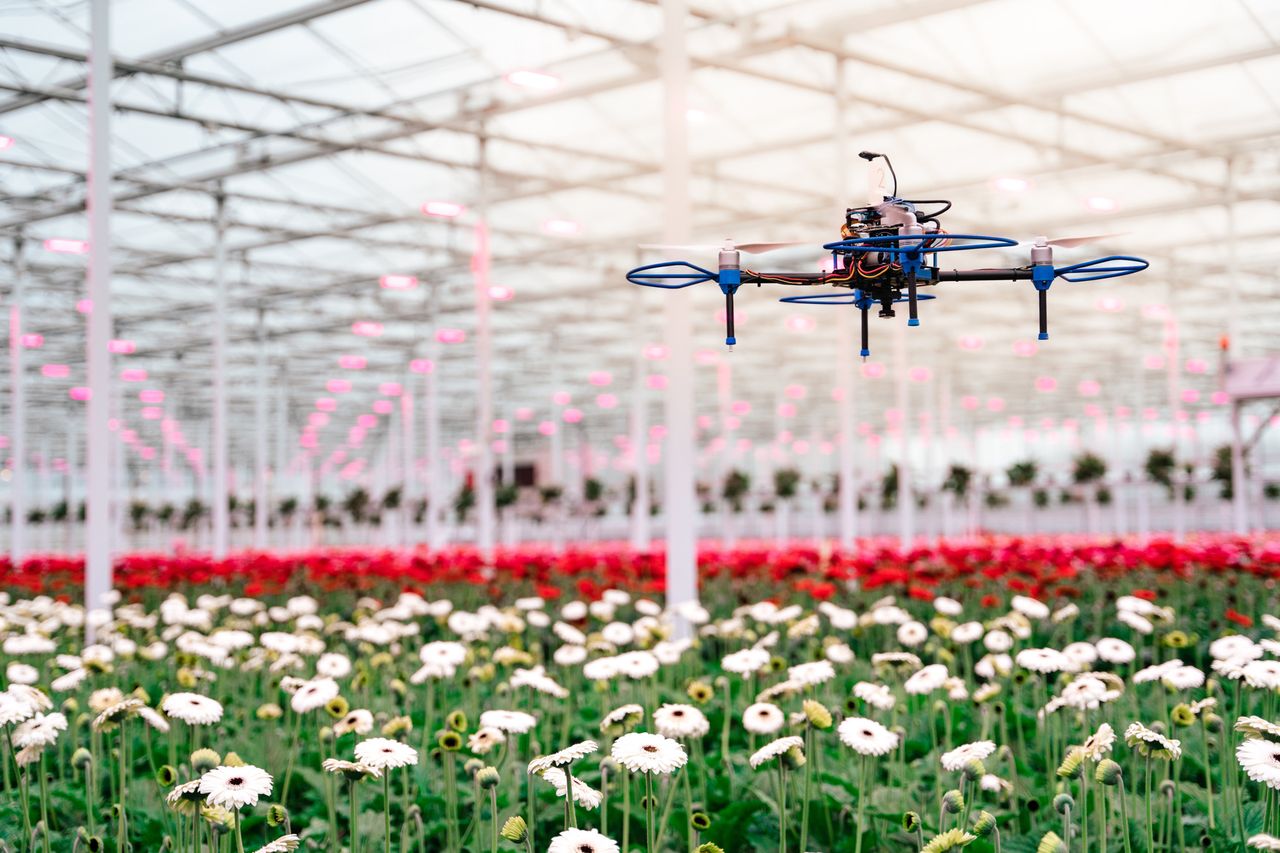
[2,535,1278,606]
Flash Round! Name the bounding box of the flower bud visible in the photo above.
[1095,759,1122,786]
[256,703,283,721]
[802,699,833,730]
[962,759,985,781]
[72,747,93,770]
[477,767,501,789]
[223,752,246,767]
[690,811,711,831]
[902,812,921,832]
[697,845,725,853]
[156,765,178,786]
[438,731,463,752]
[782,746,806,771]
[971,810,996,838]
[267,804,289,827]
[942,789,965,814]
[325,696,350,719]
[1170,703,1195,727]
[499,816,527,843]
[190,748,220,773]
[1037,831,1065,853]
[1056,748,1083,779]
[1053,793,1074,815]
[447,710,468,732]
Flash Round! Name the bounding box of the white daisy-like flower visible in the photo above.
[1244,660,1280,690]
[610,732,687,775]
[825,642,855,664]
[1239,739,1280,789]
[1118,610,1153,635]
[333,709,374,737]
[1124,722,1182,760]
[162,693,224,726]
[0,693,33,726]
[904,664,949,695]
[51,669,88,692]
[788,660,835,686]
[582,657,620,682]
[951,622,984,645]
[290,678,339,713]
[138,706,171,733]
[1081,723,1116,761]
[251,835,301,853]
[1162,665,1205,691]
[353,738,419,770]
[546,828,619,853]
[553,645,588,666]
[940,740,996,772]
[614,651,660,680]
[1214,656,1250,681]
[1011,595,1050,620]
[980,773,1012,795]
[479,710,537,735]
[983,630,1013,653]
[749,735,804,769]
[1061,642,1098,669]
[741,702,785,735]
[13,712,67,749]
[653,704,710,740]
[1236,716,1280,740]
[528,740,599,775]
[1248,834,1280,850]
[198,765,274,810]
[166,779,204,806]
[838,717,899,756]
[1016,648,1070,674]
[934,597,963,616]
[722,647,771,676]
[871,652,923,672]
[321,758,382,780]
[316,653,352,679]
[6,663,38,685]
[7,685,52,714]
[819,603,858,630]
[896,621,928,647]
[1210,634,1262,661]
[1094,638,1136,665]
[468,727,505,755]
[537,767,603,810]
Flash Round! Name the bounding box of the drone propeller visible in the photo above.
[1017,232,1128,249]
[638,239,812,255]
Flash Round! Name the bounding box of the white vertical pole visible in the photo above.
[253,305,268,549]
[401,375,415,547]
[210,190,229,558]
[628,338,650,549]
[832,56,855,551]
[549,353,565,552]
[9,236,27,563]
[893,320,913,549]
[1165,314,1184,540]
[84,0,113,629]
[275,369,288,547]
[661,0,697,626]
[1226,156,1249,534]
[473,140,495,558]
[424,345,443,549]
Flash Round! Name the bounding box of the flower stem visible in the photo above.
[1117,777,1133,853]
[489,787,498,853]
[37,752,51,853]
[854,755,867,853]
[383,772,392,853]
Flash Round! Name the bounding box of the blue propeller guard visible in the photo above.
[1054,255,1149,282]
[626,261,717,289]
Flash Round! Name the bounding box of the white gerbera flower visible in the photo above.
[941,740,996,772]
[788,660,835,686]
[722,647,771,676]
[951,622,983,645]
[1082,723,1116,761]
[546,828,619,853]
[934,597,962,616]
[162,693,224,726]
[553,645,588,666]
[250,834,301,853]
[653,704,710,740]
[1248,834,1280,850]
[1162,665,1205,691]
[6,663,38,685]
[528,740,599,775]
[610,732,687,775]
[468,727,505,755]
[333,709,374,737]
[537,767,603,810]
[13,712,67,749]
[1210,635,1261,661]
[838,717,899,756]
[1094,638,1136,665]
[749,735,804,769]
[480,710,538,734]
[0,694,33,726]
[741,702,785,735]
[51,669,88,692]
[1016,648,1070,674]
[1011,596,1050,620]
[290,678,339,714]
[1240,739,1280,790]
[1244,660,1280,690]
[198,765,274,810]
[904,664,949,695]
[316,653,352,679]
[983,630,1013,653]
[897,621,928,647]
[1124,723,1182,760]
[825,642,855,664]
[353,738,419,770]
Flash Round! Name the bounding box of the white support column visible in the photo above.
[1165,313,1185,541]
[9,236,27,563]
[253,305,268,549]
[84,0,113,630]
[1226,156,1249,534]
[401,373,415,548]
[473,138,496,559]
[424,343,443,550]
[893,320,913,549]
[628,341,651,550]
[210,190,229,558]
[275,367,288,546]
[661,0,697,626]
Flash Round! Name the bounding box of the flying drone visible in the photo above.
[626,152,1149,357]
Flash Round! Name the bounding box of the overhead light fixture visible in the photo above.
[351,321,383,337]
[992,176,1030,193]
[326,379,352,394]
[120,368,146,382]
[19,333,43,349]
[421,200,465,218]
[1085,195,1118,212]
[436,328,466,344]
[504,69,560,91]
[109,339,136,354]
[338,355,367,369]
[378,382,402,396]
[41,364,70,378]
[43,238,89,255]
[487,284,514,301]
[409,358,434,374]
[542,218,581,236]
[380,274,418,290]
[0,135,14,150]
[139,389,164,403]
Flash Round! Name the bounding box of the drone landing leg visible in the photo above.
[859,305,870,358]
[1038,289,1049,340]
[725,290,736,348]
